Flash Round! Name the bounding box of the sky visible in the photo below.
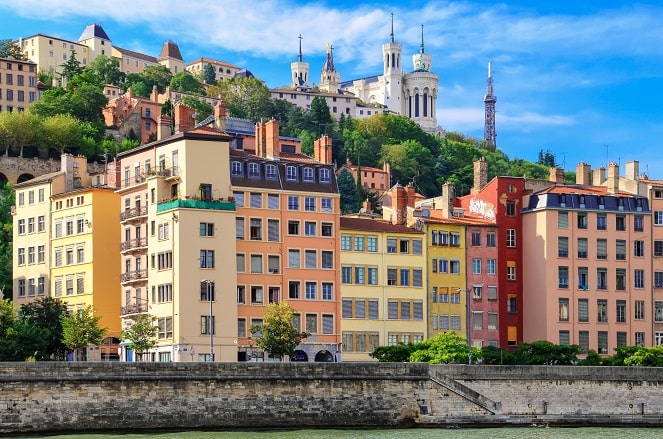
[1,0,663,176]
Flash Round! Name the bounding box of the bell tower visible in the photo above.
[382,13,403,114]
[290,34,310,89]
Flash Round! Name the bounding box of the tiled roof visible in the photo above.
[340,216,421,233]
[159,41,183,60]
[186,57,240,69]
[340,75,379,88]
[536,184,630,196]
[423,209,496,226]
[114,46,158,63]
[78,23,110,42]
[14,171,64,188]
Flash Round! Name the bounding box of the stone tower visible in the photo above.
[320,43,341,92]
[291,34,309,89]
[382,13,403,114]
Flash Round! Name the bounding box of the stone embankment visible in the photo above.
[1,362,663,434]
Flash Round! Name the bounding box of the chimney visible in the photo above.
[174,102,196,133]
[575,162,591,185]
[313,135,333,164]
[255,121,266,157]
[607,162,619,194]
[405,183,416,208]
[383,162,391,188]
[548,167,565,183]
[392,184,406,225]
[213,101,227,132]
[158,115,171,140]
[473,158,488,194]
[592,167,606,186]
[265,119,280,159]
[625,160,639,182]
[441,182,455,219]
[151,85,159,103]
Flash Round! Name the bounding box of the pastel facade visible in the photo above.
[340,215,426,361]
[0,56,39,112]
[18,33,91,82]
[186,58,241,82]
[337,159,391,195]
[522,186,651,353]
[270,87,358,121]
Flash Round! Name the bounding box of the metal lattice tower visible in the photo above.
[483,61,497,148]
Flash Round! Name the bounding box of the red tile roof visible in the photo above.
[341,216,423,233]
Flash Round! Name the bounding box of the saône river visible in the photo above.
[9,428,663,439]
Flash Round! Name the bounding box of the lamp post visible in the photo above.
[202,279,215,362]
[458,288,473,364]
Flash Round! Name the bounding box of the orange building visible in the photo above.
[337,159,391,195]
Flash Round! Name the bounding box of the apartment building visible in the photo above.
[185,57,241,83]
[0,56,38,112]
[270,87,358,121]
[231,123,341,362]
[340,214,426,361]
[522,184,651,353]
[336,159,392,196]
[18,33,91,81]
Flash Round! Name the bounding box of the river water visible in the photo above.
[10,427,663,439]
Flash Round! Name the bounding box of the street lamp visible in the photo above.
[202,279,215,362]
[458,288,473,364]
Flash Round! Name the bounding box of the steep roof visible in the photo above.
[159,41,183,60]
[114,46,158,63]
[78,23,110,42]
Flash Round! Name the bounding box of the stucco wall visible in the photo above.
[2,363,663,434]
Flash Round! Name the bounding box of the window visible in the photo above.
[558,237,568,257]
[233,192,244,207]
[472,258,481,275]
[304,197,315,211]
[634,269,645,289]
[305,250,316,269]
[321,251,333,269]
[267,193,279,209]
[38,216,45,232]
[266,165,278,180]
[578,267,588,290]
[251,286,263,304]
[559,298,569,321]
[305,221,316,236]
[76,245,84,263]
[201,315,215,335]
[616,268,626,290]
[634,240,645,257]
[387,238,396,253]
[413,239,422,255]
[250,218,262,240]
[387,268,397,286]
[66,220,74,235]
[200,281,215,301]
[597,268,607,290]
[597,239,607,259]
[250,254,263,273]
[268,219,279,242]
[17,219,25,235]
[342,266,352,284]
[656,240,663,257]
[28,217,35,234]
[487,259,496,275]
[578,298,589,322]
[486,232,496,247]
[286,166,297,181]
[250,192,262,208]
[303,168,314,182]
[598,331,608,354]
[320,168,331,183]
[471,231,481,246]
[450,260,460,274]
[322,283,333,300]
[558,266,569,288]
[341,235,350,250]
[288,196,299,210]
[354,235,364,251]
[306,313,317,334]
[635,300,645,320]
[289,281,300,299]
[506,265,516,281]
[235,217,245,239]
[322,223,333,237]
[322,314,333,334]
[616,300,626,323]
[597,299,608,322]
[368,267,378,285]
[38,245,45,263]
[578,212,587,229]
[616,215,626,231]
[596,214,607,230]
[231,161,242,176]
[267,255,280,273]
[506,200,516,216]
[200,250,214,268]
[506,229,516,247]
[305,282,316,300]
[615,240,626,260]
[199,222,214,236]
[321,198,332,212]
[288,249,300,268]
[288,221,300,236]
[634,215,644,232]
[248,162,260,178]
[449,233,459,247]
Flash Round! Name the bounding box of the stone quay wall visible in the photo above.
[2,362,663,434]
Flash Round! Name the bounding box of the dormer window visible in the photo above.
[265,164,278,180]
[303,167,314,182]
[320,168,331,184]
[231,161,242,177]
[286,166,297,181]
[248,162,260,178]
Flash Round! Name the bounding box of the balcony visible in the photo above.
[147,166,180,181]
[157,197,235,213]
[120,302,149,316]
[120,269,148,284]
[120,206,148,222]
[120,237,148,253]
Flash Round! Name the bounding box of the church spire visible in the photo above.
[420,24,425,54]
[390,13,395,43]
[298,34,303,62]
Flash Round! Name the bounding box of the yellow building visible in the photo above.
[116,125,237,362]
[340,215,426,361]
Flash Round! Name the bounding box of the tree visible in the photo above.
[0,39,27,60]
[537,149,556,167]
[217,76,274,121]
[249,302,308,361]
[120,314,158,361]
[0,183,15,300]
[337,169,360,213]
[82,55,125,86]
[409,331,474,364]
[510,340,580,365]
[310,96,333,135]
[123,65,173,97]
[0,300,49,361]
[169,72,206,95]
[203,63,217,85]
[41,114,82,156]
[179,96,214,122]
[61,305,107,361]
[59,50,84,83]
[20,297,69,360]
[0,111,41,157]
[370,343,416,362]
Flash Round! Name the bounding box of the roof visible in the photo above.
[159,41,183,61]
[535,184,631,197]
[14,171,64,188]
[78,23,110,42]
[341,75,379,88]
[341,216,422,234]
[114,46,158,63]
[185,57,240,69]
[233,69,254,78]
[422,209,496,226]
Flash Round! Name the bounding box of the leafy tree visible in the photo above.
[0,300,49,361]
[337,169,360,213]
[30,83,107,126]
[370,343,416,362]
[511,340,580,365]
[170,72,206,95]
[41,114,82,156]
[249,302,309,361]
[59,50,84,83]
[123,65,172,97]
[20,297,69,360]
[61,305,107,361]
[179,96,214,122]
[622,346,663,367]
[381,140,435,196]
[82,55,125,86]
[0,39,27,60]
[409,331,474,364]
[309,96,333,135]
[479,345,514,365]
[0,111,41,157]
[537,149,556,167]
[120,314,158,361]
[203,63,217,85]
[217,76,274,121]
[0,183,15,299]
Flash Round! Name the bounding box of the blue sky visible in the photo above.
[2,0,663,176]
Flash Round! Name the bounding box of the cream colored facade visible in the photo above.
[0,56,39,112]
[19,34,91,80]
[116,128,237,362]
[186,58,241,82]
[340,216,426,361]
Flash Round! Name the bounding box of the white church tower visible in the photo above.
[403,25,438,132]
[382,14,404,114]
[291,34,310,89]
[320,43,341,92]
